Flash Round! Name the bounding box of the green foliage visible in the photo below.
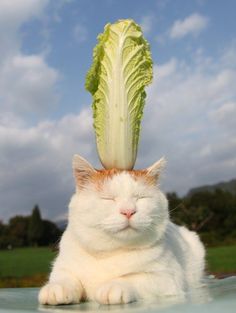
[8,216,30,247]
[168,188,236,246]
[0,206,62,249]
[40,220,61,246]
[28,205,44,246]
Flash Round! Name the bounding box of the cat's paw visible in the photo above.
[95,281,137,305]
[38,282,82,305]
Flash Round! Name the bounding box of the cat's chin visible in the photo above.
[104,224,152,243]
[71,222,160,253]
[107,224,139,235]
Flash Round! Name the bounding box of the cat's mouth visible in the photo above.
[118,223,138,232]
[101,220,140,234]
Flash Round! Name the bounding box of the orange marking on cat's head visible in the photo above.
[74,166,157,190]
[89,168,156,190]
[73,155,164,190]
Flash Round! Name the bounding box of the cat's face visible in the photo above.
[68,155,168,252]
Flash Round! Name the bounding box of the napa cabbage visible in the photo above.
[85,19,153,169]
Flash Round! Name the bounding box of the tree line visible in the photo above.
[0,188,236,249]
[168,188,236,246]
[0,205,62,249]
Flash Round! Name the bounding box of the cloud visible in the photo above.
[210,102,236,132]
[0,2,235,222]
[0,0,48,57]
[0,54,59,114]
[137,45,236,194]
[73,23,88,43]
[156,0,170,10]
[140,15,153,34]
[0,0,48,28]
[169,13,209,39]
[1,45,236,222]
[0,109,97,222]
[51,0,75,23]
[0,0,63,221]
[0,0,60,116]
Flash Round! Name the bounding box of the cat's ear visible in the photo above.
[72,154,96,189]
[146,157,166,180]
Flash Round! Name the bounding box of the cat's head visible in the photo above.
[68,155,169,253]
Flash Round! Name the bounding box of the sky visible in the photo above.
[0,0,236,222]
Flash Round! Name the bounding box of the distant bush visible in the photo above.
[168,189,236,247]
[0,205,62,249]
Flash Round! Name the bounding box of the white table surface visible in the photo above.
[0,277,236,313]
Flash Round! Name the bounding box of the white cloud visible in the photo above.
[156,58,177,79]
[137,46,236,194]
[210,102,236,131]
[0,2,235,222]
[140,15,153,34]
[169,13,208,39]
[0,0,63,221]
[0,0,48,58]
[73,23,88,43]
[1,45,236,222]
[0,0,48,28]
[0,109,97,222]
[0,54,59,113]
[0,0,60,116]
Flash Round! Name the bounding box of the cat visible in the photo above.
[38,154,205,305]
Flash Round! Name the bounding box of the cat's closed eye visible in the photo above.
[101,196,115,201]
[136,196,152,201]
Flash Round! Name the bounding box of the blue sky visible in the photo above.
[20,0,236,119]
[0,0,236,221]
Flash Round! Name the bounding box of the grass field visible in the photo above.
[0,245,236,288]
[206,245,236,273]
[0,247,56,287]
[0,247,55,277]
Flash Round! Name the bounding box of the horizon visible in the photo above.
[2,175,235,224]
[0,0,236,222]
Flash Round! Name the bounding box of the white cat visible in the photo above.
[38,154,205,305]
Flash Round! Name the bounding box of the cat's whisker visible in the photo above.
[169,203,184,214]
[149,214,166,219]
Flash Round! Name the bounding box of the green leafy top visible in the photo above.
[85,19,153,169]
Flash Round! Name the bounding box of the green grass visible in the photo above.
[0,245,235,287]
[0,247,56,278]
[206,245,236,273]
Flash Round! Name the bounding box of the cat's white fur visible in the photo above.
[39,155,205,305]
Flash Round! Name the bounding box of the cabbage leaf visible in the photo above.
[85,19,153,169]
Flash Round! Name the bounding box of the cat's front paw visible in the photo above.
[38,282,82,305]
[95,281,137,305]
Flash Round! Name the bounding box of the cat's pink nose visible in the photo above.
[120,208,136,219]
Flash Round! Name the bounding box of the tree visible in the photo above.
[28,205,44,246]
[8,216,30,247]
[0,221,9,249]
[0,220,5,236]
[41,220,62,246]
